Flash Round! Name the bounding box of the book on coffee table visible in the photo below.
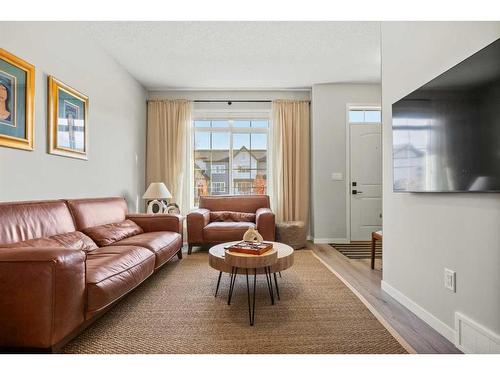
[225,241,273,255]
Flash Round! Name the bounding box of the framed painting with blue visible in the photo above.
[0,48,35,151]
[48,76,89,160]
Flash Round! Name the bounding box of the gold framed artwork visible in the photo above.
[48,76,88,160]
[0,48,35,151]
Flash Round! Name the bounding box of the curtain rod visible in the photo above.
[193,100,310,104]
[194,100,271,103]
[148,99,310,104]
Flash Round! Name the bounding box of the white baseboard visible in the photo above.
[313,237,348,244]
[381,280,456,344]
[455,312,500,353]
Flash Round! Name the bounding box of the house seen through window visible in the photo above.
[193,119,269,207]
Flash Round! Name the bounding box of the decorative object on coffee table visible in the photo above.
[225,241,273,255]
[143,182,172,214]
[276,221,307,249]
[243,227,264,243]
[224,247,278,326]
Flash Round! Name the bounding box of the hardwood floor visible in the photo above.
[308,242,462,354]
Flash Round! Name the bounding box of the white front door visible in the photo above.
[350,123,382,241]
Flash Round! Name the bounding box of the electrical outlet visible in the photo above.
[444,268,456,292]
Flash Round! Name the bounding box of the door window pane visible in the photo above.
[365,110,381,123]
[349,110,364,123]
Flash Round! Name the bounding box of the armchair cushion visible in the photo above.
[203,221,255,243]
[210,211,256,222]
[83,219,143,247]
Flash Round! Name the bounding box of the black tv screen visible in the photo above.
[392,38,500,192]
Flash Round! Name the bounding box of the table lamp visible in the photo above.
[143,182,172,214]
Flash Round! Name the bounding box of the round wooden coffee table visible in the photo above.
[209,241,294,325]
[209,241,294,275]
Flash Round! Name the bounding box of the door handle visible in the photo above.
[352,190,364,195]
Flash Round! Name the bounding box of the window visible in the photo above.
[193,119,269,206]
[349,109,381,123]
[211,182,226,193]
[212,165,226,174]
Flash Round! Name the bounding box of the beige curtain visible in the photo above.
[272,100,310,224]
[146,100,191,210]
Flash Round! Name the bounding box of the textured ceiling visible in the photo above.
[86,22,381,90]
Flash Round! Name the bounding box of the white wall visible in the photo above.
[311,83,381,242]
[381,22,500,346]
[0,22,147,212]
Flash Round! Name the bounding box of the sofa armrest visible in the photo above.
[256,208,276,241]
[0,248,86,349]
[126,213,183,235]
[186,208,210,245]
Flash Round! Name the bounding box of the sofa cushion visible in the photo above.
[83,220,143,247]
[210,211,256,222]
[203,221,255,243]
[66,197,128,230]
[111,232,182,268]
[1,231,98,252]
[0,200,76,245]
[85,245,155,315]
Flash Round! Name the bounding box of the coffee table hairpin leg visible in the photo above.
[263,267,275,305]
[273,272,280,300]
[246,269,257,326]
[214,271,223,297]
[227,267,238,305]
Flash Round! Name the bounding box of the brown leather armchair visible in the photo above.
[187,195,275,254]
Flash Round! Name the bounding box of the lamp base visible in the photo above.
[146,199,167,214]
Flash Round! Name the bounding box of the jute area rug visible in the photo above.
[63,250,408,354]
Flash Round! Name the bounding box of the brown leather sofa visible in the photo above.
[0,197,183,352]
[187,195,275,254]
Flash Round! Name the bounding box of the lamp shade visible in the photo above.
[143,182,172,200]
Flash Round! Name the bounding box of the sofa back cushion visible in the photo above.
[82,219,143,247]
[2,231,98,252]
[66,197,128,230]
[199,195,270,213]
[210,211,256,222]
[0,200,76,245]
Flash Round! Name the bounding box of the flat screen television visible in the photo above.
[392,38,500,192]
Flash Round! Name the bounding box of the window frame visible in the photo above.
[190,115,271,208]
